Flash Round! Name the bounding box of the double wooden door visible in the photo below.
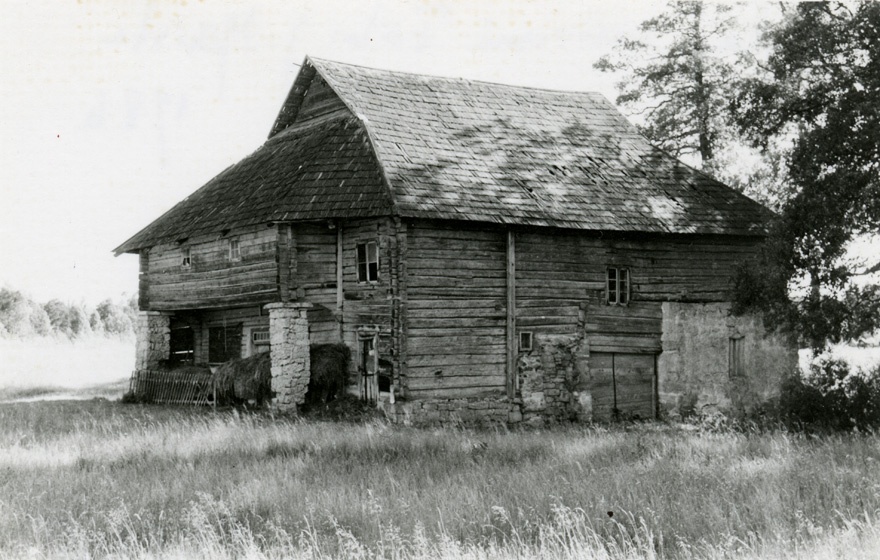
[591,352,656,421]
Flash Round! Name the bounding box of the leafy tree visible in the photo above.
[732,1,880,348]
[96,299,133,335]
[594,0,737,168]
[0,288,50,337]
[68,304,93,338]
[44,299,73,336]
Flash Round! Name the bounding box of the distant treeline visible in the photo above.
[0,287,137,339]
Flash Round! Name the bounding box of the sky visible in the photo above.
[0,0,776,306]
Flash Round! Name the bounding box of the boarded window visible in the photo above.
[228,238,241,262]
[181,247,191,268]
[208,324,242,363]
[606,267,630,305]
[356,241,379,283]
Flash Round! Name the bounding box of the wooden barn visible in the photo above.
[115,56,795,424]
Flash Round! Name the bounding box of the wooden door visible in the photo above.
[359,334,379,404]
[590,352,656,421]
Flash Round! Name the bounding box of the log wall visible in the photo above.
[145,224,277,310]
[404,221,508,398]
[515,229,759,341]
[340,218,396,363]
[294,222,339,344]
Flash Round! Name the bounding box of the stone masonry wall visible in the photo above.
[135,311,170,371]
[378,396,521,427]
[518,333,591,425]
[658,302,797,419]
[265,302,312,411]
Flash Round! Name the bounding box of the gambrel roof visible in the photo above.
[115,56,772,254]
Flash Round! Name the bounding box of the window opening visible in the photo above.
[229,238,241,262]
[208,324,241,363]
[519,331,533,352]
[606,267,630,305]
[181,247,191,268]
[169,326,194,365]
[356,241,379,282]
[249,327,270,355]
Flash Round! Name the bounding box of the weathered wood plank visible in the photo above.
[507,228,516,400]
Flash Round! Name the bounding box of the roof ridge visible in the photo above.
[307,55,609,98]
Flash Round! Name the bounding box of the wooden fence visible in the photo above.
[130,369,215,405]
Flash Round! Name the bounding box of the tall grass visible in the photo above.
[0,401,878,558]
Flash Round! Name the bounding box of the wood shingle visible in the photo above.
[115,56,772,255]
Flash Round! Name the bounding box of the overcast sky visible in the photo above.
[1,0,776,305]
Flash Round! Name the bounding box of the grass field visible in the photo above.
[0,335,133,401]
[1,400,878,559]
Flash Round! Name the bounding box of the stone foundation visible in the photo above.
[265,302,312,411]
[518,333,590,424]
[378,396,522,427]
[135,311,170,371]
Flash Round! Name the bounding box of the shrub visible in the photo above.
[780,356,880,430]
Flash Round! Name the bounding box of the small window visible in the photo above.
[249,328,270,355]
[228,238,241,262]
[252,329,270,344]
[181,247,191,268]
[356,241,379,283]
[606,267,630,305]
[519,331,533,352]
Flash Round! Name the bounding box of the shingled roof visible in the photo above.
[115,56,771,254]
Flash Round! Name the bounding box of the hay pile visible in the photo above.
[213,351,272,405]
[212,343,352,407]
[307,343,352,404]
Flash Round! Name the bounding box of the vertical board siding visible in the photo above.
[405,221,507,398]
[147,225,278,310]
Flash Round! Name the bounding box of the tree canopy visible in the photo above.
[594,0,737,168]
[732,1,880,347]
[598,0,880,348]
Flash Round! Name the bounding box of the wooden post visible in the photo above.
[138,249,150,310]
[336,224,344,340]
[277,224,290,302]
[506,229,517,398]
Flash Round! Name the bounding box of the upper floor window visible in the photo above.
[228,238,241,262]
[357,241,379,283]
[606,267,630,305]
[181,247,192,268]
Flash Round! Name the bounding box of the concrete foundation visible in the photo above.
[265,302,313,411]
